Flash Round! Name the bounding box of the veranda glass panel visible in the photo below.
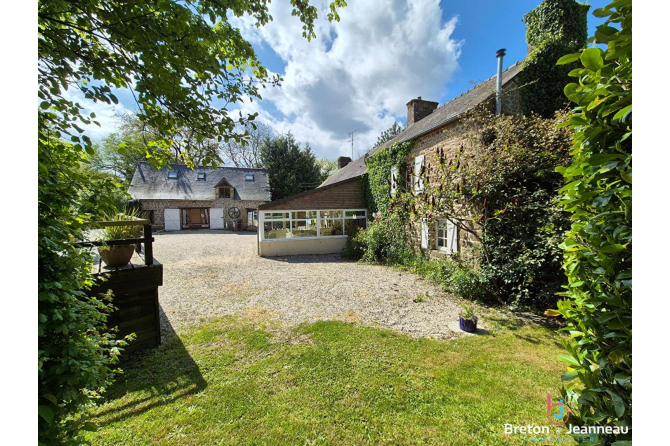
[319,218,343,236]
[292,211,317,220]
[264,212,290,220]
[345,210,366,218]
[320,210,342,219]
[290,219,318,237]
[264,220,290,239]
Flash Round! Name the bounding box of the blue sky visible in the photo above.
[76,0,610,162]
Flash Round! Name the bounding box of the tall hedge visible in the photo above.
[519,0,590,117]
[553,1,632,443]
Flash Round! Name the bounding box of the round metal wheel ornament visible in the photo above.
[228,207,241,219]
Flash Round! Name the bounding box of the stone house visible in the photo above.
[254,52,522,257]
[128,162,270,231]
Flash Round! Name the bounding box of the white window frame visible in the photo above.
[258,209,367,242]
[436,219,458,254]
[414,155,425,194]
[390,166,398,197]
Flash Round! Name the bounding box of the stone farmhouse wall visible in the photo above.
[140,198,268,231]
[404,81,522,258]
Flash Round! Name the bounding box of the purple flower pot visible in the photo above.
[459,316,478,333]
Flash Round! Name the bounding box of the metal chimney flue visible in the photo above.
[496,48,506,115]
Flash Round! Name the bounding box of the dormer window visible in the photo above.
[245,173,255,182]
[218,187,232,199]
[168,171,178,179]
[197,172,206,181]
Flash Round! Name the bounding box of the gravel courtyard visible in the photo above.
[154,230,465,340]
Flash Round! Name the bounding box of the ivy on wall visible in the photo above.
[363,141,413,215]
[519,0,590,117]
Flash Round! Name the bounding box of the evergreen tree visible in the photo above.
[260,133,322,200]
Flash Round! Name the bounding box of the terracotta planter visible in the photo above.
[98,245,136,267]
[459,316,478,333]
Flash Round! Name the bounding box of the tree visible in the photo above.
[553,1,632,442]
[316,158,338,183]
[373,122,404,148]
[220,122,275,168]
[38,0,346,441]
[260,133,322,200]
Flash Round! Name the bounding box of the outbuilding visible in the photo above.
[129,162,271,231]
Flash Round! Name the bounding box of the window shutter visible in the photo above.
[414,155,425,193]
[390,166,398,197]
[447,219,458,254]
[421,218,429,249]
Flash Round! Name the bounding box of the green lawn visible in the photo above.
[85,316,569,445]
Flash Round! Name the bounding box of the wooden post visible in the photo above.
[143,224,153,265]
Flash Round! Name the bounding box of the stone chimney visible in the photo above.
[337,156,352,169]
[406,97,439,127]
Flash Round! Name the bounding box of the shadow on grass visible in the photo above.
[93,308,207,427]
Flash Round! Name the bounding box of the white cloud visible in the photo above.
[60,86,133,143]
[231,0,462,160]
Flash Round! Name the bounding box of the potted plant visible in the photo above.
[459,303,479,333]
[97,210,143,267]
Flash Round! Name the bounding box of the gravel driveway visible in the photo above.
[154,230,464,340]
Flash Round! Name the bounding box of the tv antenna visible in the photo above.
[348,129,358,158]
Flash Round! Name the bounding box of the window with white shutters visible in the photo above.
[436,219,458,254]
[414,155,425,193]
[390,166,398,197]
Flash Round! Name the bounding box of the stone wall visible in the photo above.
[140,198,268,230]
[402,84,522,257]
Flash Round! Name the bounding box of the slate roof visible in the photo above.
[128,162,271,201]
[321,60,523,187]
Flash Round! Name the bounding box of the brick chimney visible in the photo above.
[337,156,352,169]
[406,97,439,127]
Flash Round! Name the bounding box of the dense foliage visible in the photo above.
[352,112,573,309]
[419,111,573,307]
[519,0,589,117]
[259,132,323,200]
[38,135,130,443]
[38,0,345,442]
[363,141,412,215]
[553,1,632,442]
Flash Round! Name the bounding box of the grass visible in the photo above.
[85,317,570,445]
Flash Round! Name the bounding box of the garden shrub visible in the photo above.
[351,212,414,265]
[553,1,632,442]
[38,136,130,443]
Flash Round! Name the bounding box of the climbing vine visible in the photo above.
[519,0,590,117]
[363,141,413,215]
[353,110,574,309]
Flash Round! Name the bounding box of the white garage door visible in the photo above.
[164,209,181,231]
[210,208,224,229]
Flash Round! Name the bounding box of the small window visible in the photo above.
[168,171,178,179]
[436,219,458,254]
[218,187,232,198]
[197,172,206,181]
[247,210,258,227]
[245,173,255,182]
